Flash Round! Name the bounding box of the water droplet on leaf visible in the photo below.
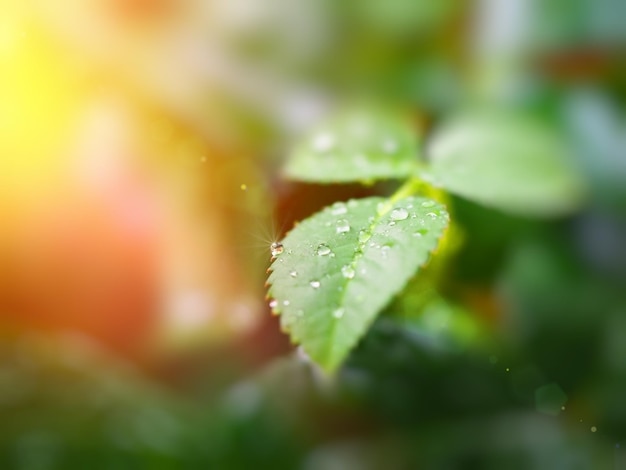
[333,308,345,319]
[390,207,408,221]
[310,280,321,289]
[341,265,355,279]
[336,219,350,234]
[270,242,284,257]
[316,244,332,256]
[289,270,298,278]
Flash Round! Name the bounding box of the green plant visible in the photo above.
[266,107,585,372]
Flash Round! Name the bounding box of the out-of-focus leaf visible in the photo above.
[284,109,420,183]
[267,196,449,371]
[354,0,457,37]
[425,112,586,216]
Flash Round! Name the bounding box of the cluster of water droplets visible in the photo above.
[269,197,450,332]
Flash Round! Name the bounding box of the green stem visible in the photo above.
[389,176,424,203]
[376,176,453,221]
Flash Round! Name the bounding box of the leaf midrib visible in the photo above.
[320,197,404,369]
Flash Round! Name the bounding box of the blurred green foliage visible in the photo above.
[2,0,626,468]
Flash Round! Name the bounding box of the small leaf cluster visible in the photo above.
[267,107,585,371]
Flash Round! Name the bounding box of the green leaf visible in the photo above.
[425,112,586,216]
[284,109,420,183]
[266,196,449,371]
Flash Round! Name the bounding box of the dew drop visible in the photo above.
[310,280,321,289]
[283,300,290,306]
[413,228,429,237]
[381,245,391,257]
[289,270,298,278]
[316,243,332,256]
[270,242,284,257]
[388,221,396,227]
[358,230,370,243]
[591,426,597,433]
[390,207,408,221]
[312,132,335,152]
[426,212,437,219]
[333,308,345,319]
[341,265,355,279]
[336,219,351,234]
[331,203,347,215]
[269,300,278,309]
[421,200,436,208]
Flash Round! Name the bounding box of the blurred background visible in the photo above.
[1,0,625,468]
